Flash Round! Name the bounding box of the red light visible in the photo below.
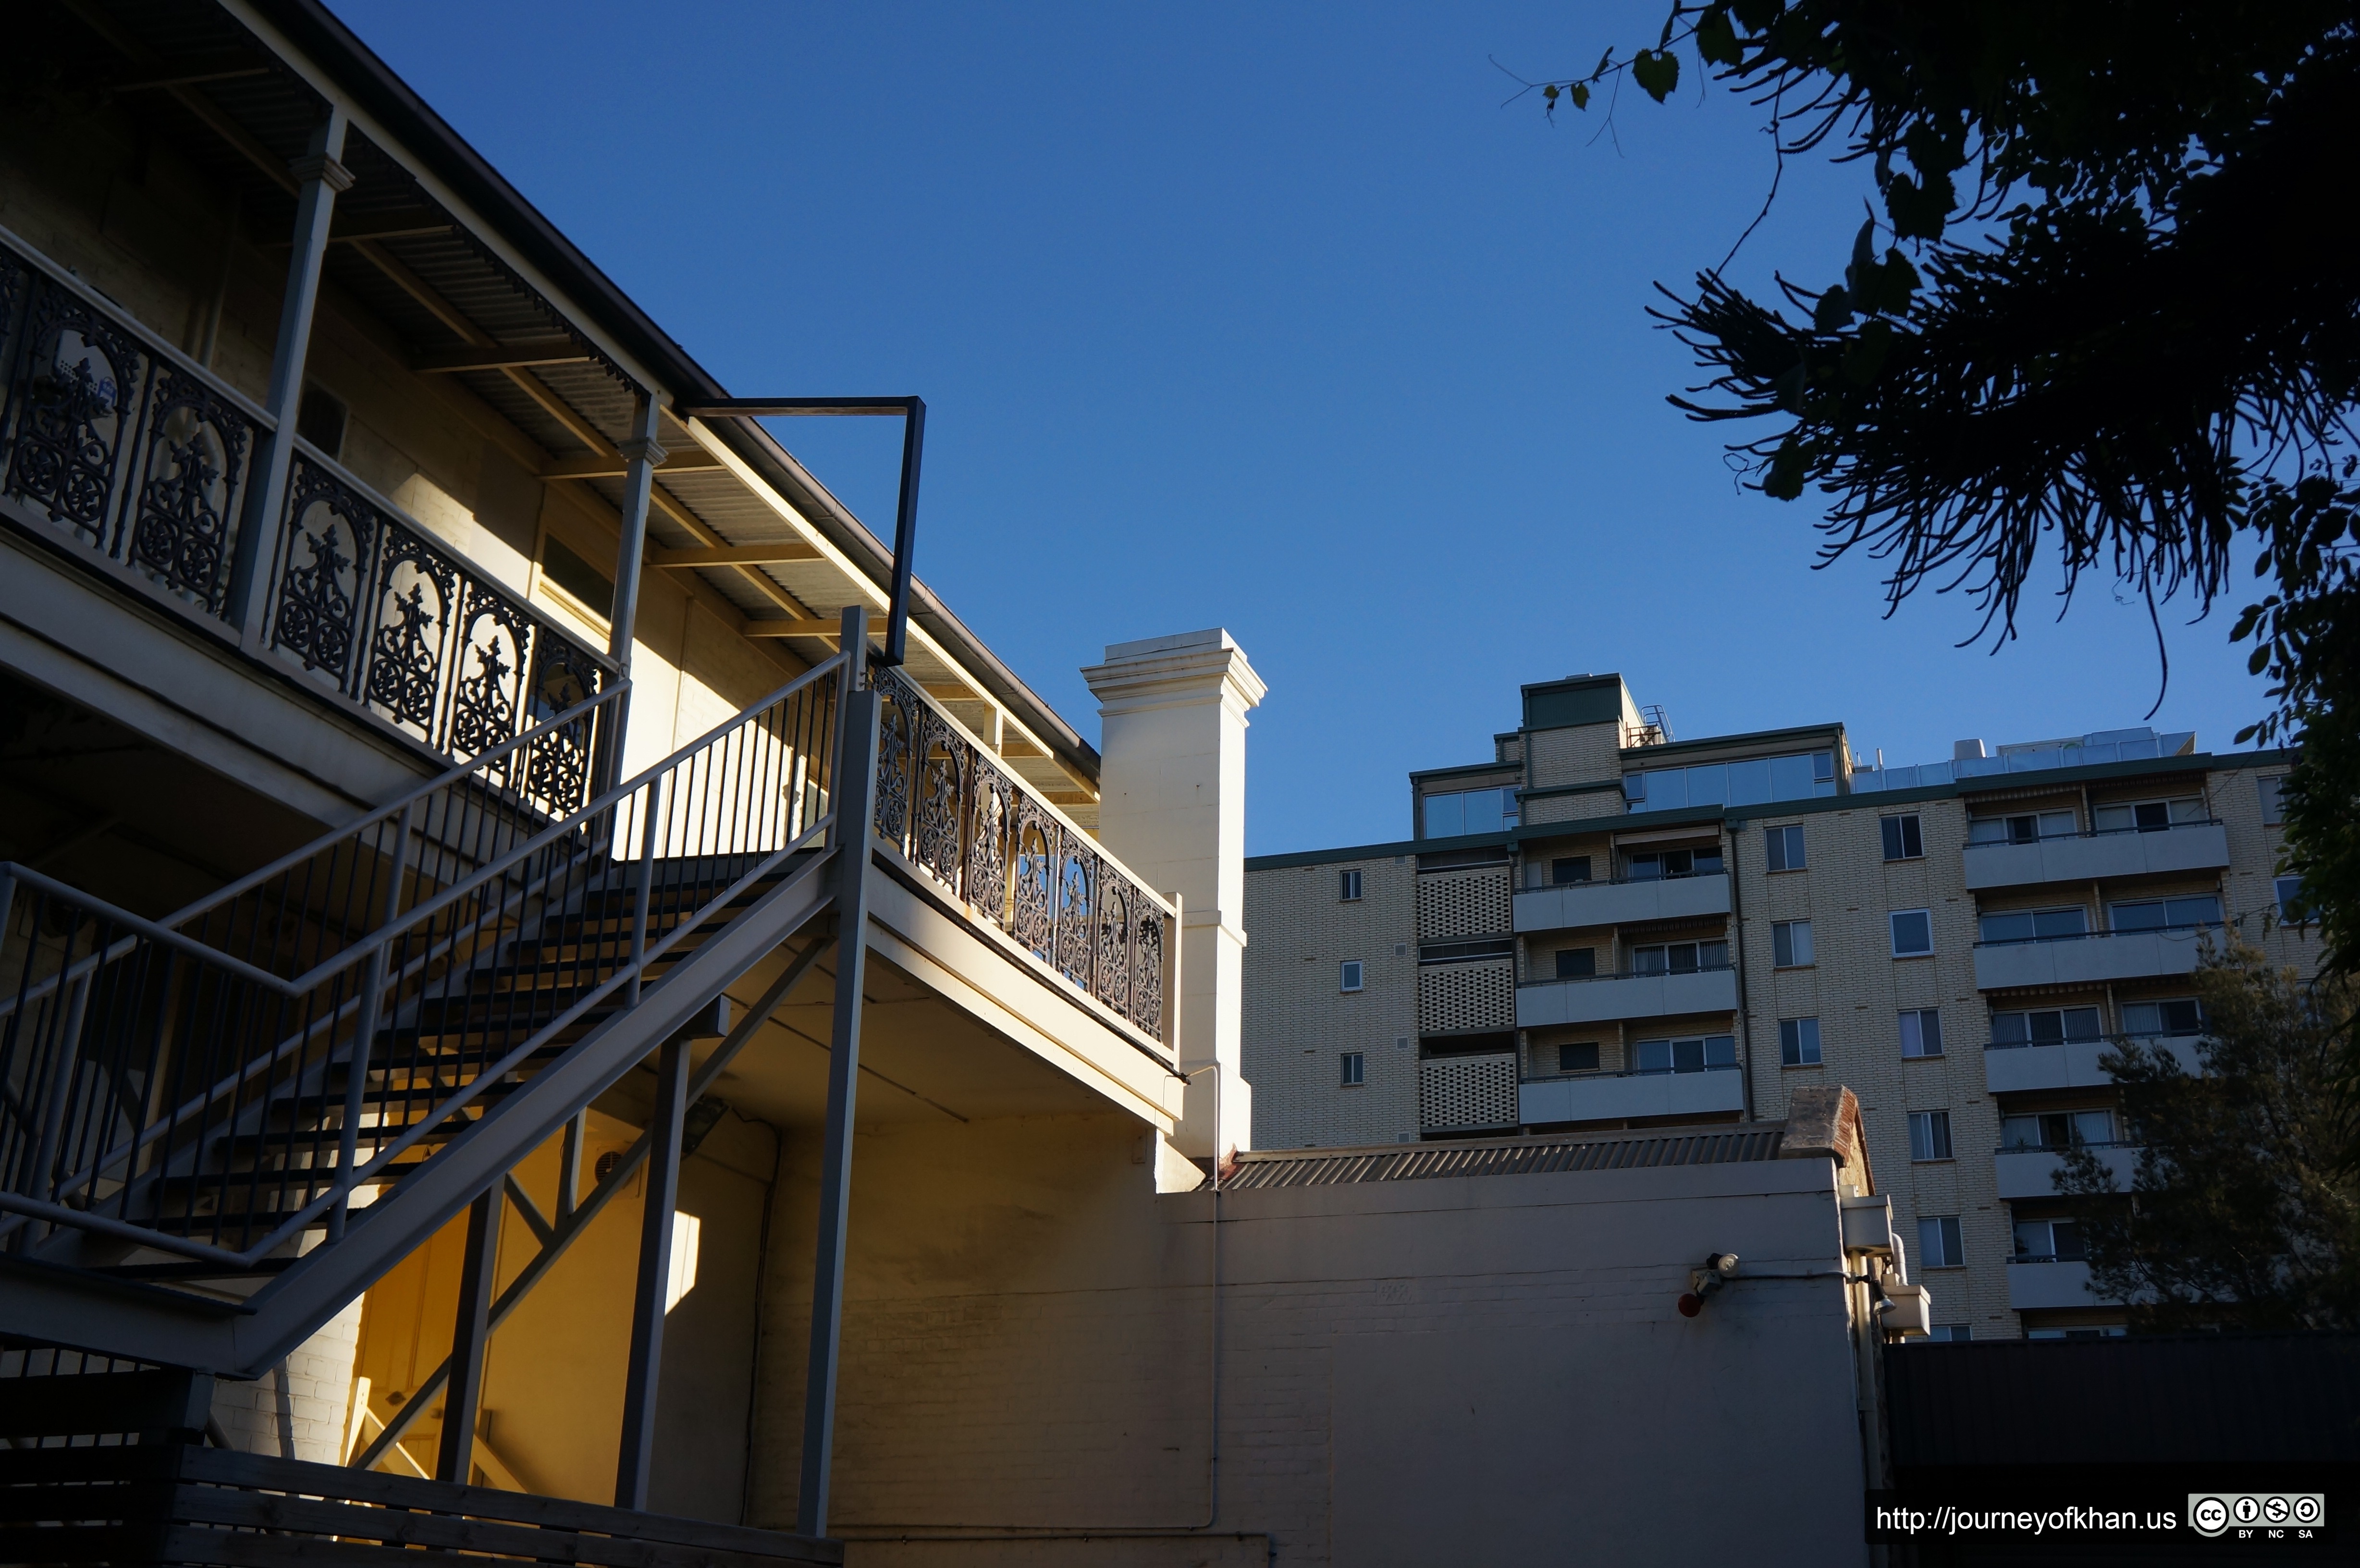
[1677,1292,1703,1318]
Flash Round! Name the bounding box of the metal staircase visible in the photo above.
[0,647,852,1376]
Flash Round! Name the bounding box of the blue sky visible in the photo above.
[330,0,2273,855]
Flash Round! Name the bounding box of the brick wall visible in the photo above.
[1243,858,1417,1148]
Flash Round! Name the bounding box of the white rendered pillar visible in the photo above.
[1082,629,1266,1178]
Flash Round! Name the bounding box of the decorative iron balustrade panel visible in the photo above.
[124,366,256,613]
[4,277,146,546]
[867,668,1169,1043]
[268,446,612,797]
[0,233,613,788]
[0,243,263,621]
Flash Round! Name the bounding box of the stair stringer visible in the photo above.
[0,847,839,1376]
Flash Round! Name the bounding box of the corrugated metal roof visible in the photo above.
[1222,1127,1786,1190]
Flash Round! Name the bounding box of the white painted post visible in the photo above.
[1082,629,1266,1178]
[230,107,353,650]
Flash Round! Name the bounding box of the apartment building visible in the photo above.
[1243,670,2316,1342]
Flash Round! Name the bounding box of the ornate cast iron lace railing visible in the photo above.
[870,667,1176,1050]
[0,224,614,775]
[0,225,268,618]
[0,651,844,1266]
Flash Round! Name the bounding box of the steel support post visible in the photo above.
[228,106,352,648]
[796,605,877,1540]
[435,1188,500,1484]
[602,392,666,788]
[615,1030,692,1509]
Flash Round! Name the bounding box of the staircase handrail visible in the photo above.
[158,684,627,935]
[0,650,850,1265]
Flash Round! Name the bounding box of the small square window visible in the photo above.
[1765,824,1806,872]
[1926,1324,1972,1343]
[1908,1110,1953,1162]
[1553,947,1596,980]
[1339,961,1364,993]
[1779,1017,1821,1066]
[1557,1041,1599,1073]
[1340,1052,1365,1087]
[2259,775,2286,826]
[1890,909,1933,956]
[1339,870,1364,902]
[1881,814,1925,861]
[1899,1008,1943,1058]
[1772,919,1814,968]
[1917,1215,1964,1268]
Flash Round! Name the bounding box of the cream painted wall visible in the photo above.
[746,1109,1871,1566]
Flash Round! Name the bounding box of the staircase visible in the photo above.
[0,649,850,1376]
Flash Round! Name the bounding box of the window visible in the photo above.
[2107,893,2222,932]
[1624,750,1836,809]
[2092,795,2208,834]
[1890,909,1933,956]
[1881,814,1925,861]
[2012,1218,2085,1262]
[1978,906,2088,944]
[2277,876,2312,924]
[541,537,615,618]
[1557,1041,1599,1074]
[1967,809,2077,845]
[2001,1110,2114,1151]
[1553,947,1596,980]
[1908,1110,1954,1162]
[1633,1034,1738,1074]
[1338,870,1363,902]
[2259,774,2286,826]
[1779,1017,1822,1066]
[2101,797,2198,833]
[1765,824,1806,871]
[2028,1325,2126,1340]
[1340,1052,1365,1087]
[296,383,347,458]
[1771,919,1814,968]
[1991,1006,2104,1046]
[1421,786,1519,838]
[1926,1325,1974,1342]
[2121,998,2202,1037]
[1339,961,1364,992]
[1629,939,1729,975]
[1626,846,1724,881]
[1899,1008,1944,1058]
[1917,1216,1964,1269]
[1551,856,1592,885]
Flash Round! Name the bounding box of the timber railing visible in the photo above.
[0,223,616,773]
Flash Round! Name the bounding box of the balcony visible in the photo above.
[2007,1259,2113,1311]
[1973,927,2215,990]
[0,225,616,779]
[1963,822,2230,891]
[1512,871,1730,934]
[1518,1065,1744,1126]
[1984,1034,2207,1092]
[1994,1144,2139,1200]
[1517,965,1738,1029]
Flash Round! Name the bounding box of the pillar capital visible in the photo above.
[288,154,356,193]
[1081,627,1268,722]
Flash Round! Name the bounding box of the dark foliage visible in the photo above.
[2057,945,2360,1328]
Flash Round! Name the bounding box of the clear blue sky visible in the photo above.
[331,0,2272,856]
